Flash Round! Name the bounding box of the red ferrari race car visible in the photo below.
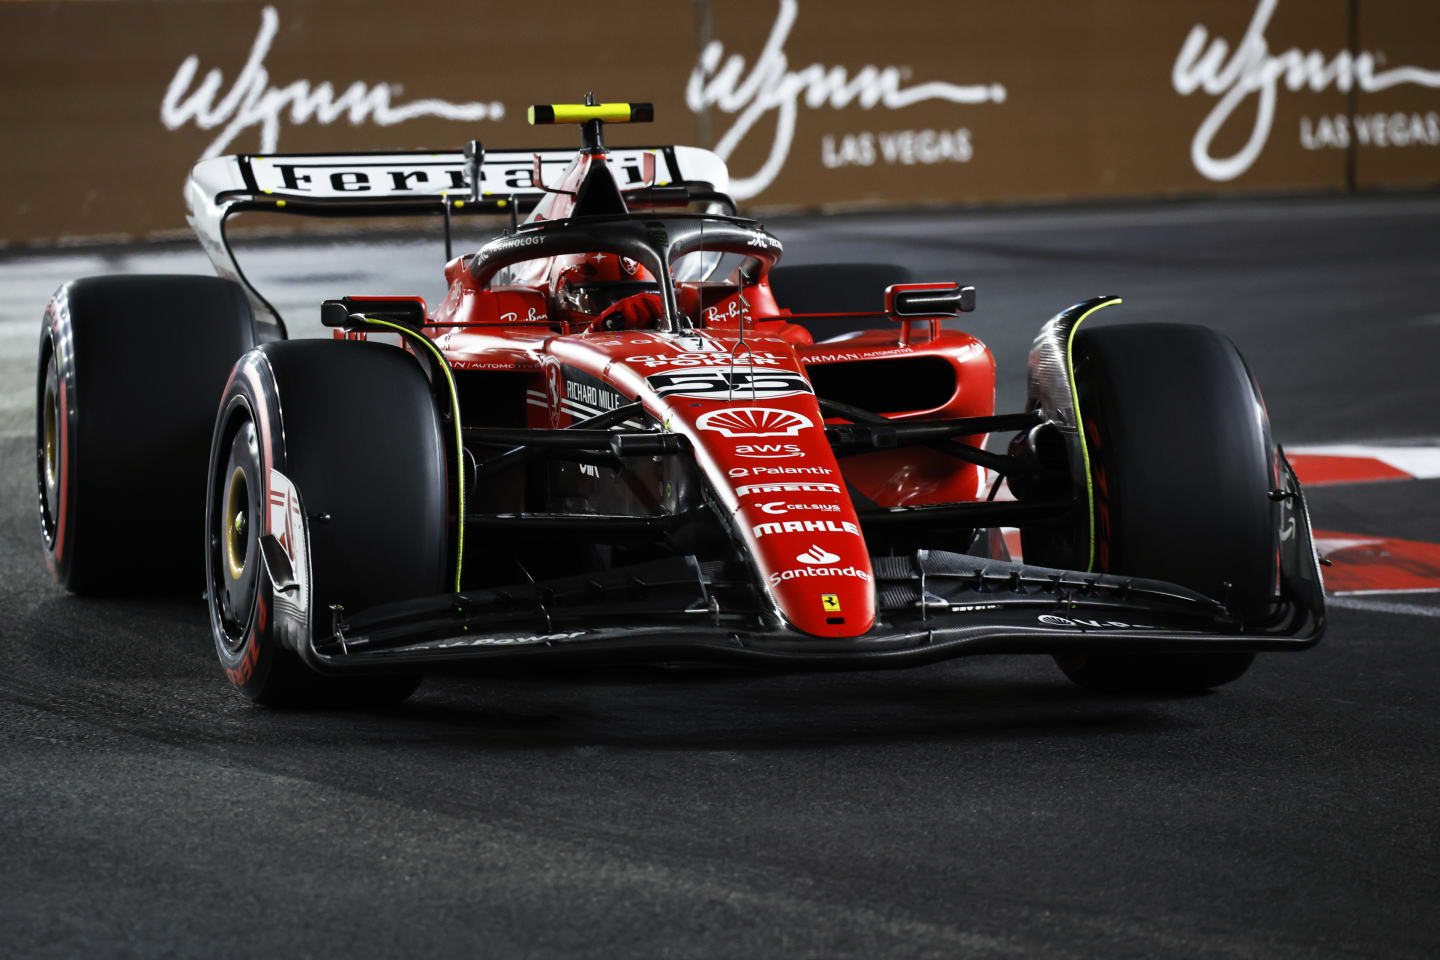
[35,100,1325,705]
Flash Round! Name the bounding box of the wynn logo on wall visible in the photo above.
[1172,0,1440,181]
[685,0,1008,199]
[161,5,504,159]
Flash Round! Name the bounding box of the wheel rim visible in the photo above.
[223,467,250,581]
[210,416,261,651]
[36,349,61,545]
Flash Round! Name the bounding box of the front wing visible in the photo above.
[293,455,1324,675]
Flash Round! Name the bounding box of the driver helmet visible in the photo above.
[555,252,658,318]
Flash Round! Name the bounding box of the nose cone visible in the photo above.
[738,501,877,636]
[603,334,878,638]
[677,402,877,638]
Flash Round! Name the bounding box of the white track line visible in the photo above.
[1327,595,1440,618]
[1287,442,1440,480]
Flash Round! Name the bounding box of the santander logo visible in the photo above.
[797,544,840,564]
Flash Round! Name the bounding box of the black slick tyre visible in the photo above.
[205,339,448,707]
[36,276,256,594]
[1055,323,1278,695]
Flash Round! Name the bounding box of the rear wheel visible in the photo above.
[205,340,449,707]
[37,276,256,593]
[1054,323,1277,695]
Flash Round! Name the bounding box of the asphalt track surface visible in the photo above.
[2,195,1439,958]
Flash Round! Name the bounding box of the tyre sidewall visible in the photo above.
[204,341,447,705]
[205,366,295,701]
[37,302,79,585]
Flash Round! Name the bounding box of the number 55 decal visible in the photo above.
[646,370,813,399]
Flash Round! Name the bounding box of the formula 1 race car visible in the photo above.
[35,99,1325,705]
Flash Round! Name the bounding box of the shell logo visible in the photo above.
[694,406,813,438]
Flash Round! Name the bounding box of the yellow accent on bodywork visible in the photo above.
[1066,297,1123,572]
[359,317,466,593]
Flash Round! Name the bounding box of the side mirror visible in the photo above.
[886,282,976,317]
[321,296,428,331]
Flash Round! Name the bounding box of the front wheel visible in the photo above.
[1054,323,1277,695]
[205,340,449,706]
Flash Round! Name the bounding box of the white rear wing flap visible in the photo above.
[185,145,732,334]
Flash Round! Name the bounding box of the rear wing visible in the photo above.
[185,145,731,335]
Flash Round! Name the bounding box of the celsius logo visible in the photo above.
[685,0,1007,199]
[1172,0,1440,181]
[161,6,503,159]
[757,501,840,515]
[696,407,813,437]
[796,544,840,564]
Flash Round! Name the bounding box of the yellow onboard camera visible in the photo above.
[527,102,654,125]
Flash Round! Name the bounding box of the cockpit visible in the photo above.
[467,211,785,334]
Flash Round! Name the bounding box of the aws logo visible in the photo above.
[734,443,801,459]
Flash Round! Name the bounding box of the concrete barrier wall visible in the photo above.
[2,0,1437,244]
